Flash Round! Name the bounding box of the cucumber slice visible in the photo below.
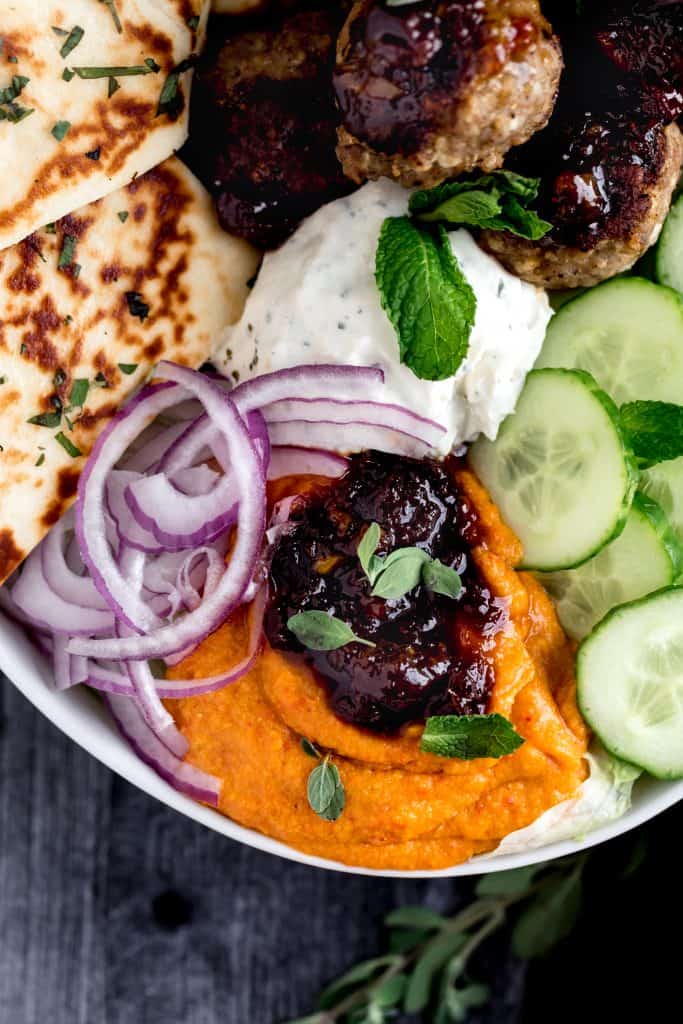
[536,277,683,405]
[540,492,683,641]
[578,586,683,779]
[469,368,638,571]
[655,193,683,294]
[640,456,683,549]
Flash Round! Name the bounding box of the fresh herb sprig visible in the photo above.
[358,522,462,600]
[410,170,552,241]
[302,739,346,822]
[420,713,524,760]
[619,400,683,468]
[288,611,375,652]
[375,217,476,383]
[282,855,588,1024]
[375,170,550,384]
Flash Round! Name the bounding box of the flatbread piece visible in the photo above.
[0,156,258,584]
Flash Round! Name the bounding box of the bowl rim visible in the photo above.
[1,607,681,877]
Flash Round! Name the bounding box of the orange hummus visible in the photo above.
[168,469,588,870]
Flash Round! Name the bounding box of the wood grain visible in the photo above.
[0,675,525,1024]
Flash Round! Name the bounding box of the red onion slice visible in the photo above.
[158,587,266,698]
[263,397,445,447]
[87,663,136,696]
[52,636,89,692]
[231,364,385,413]
[106,471,166,554]
[76,381,186,632]
[124,472,237,551]
[41,510,111,611]
[69,367,266,660]
[121,420,189,475]
[124,653,189,758]
[268,446,348,480]
[105,693,221,806]
[11,545,116,636]
[267,420,432,458]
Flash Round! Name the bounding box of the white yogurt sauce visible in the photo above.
[216,179,552,454]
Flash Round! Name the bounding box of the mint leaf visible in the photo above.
[307,756,345,821]
[288,611,375,651]
[375,217,476,382]
[619,400,683,467]
[422,558,462,599]
[420,714,524,760]
[410,170,551,240]
[357,521,383,584]
[371,547,430,600]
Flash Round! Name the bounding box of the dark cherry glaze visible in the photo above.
[265,452,508,734]
[508,1,682,251]
[333,0,536,156]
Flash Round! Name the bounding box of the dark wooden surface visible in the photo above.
[0,675,526,1024]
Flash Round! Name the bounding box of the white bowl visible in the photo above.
[2,606,681,877]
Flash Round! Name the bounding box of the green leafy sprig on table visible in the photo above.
[282,855,588,1024]
[375,171,551,383]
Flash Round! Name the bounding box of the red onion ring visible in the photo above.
[267,420,433,458]
[104,693,220,806]
[267,446,348,480]
[263,397,445,447]
[157,585,266,698]
[69,365,266,661]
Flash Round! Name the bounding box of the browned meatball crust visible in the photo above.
[481,122,683,290]
[186,5,353,250]
[333,0,562,188]
[480,1,683,289]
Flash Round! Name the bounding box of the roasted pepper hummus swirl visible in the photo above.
[169,468,588,871]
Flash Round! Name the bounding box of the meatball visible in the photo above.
[186,6,353,249]
[332,0,562,188]
[479,1,683,289]
[266,451,507,733]
[481,121,683,290]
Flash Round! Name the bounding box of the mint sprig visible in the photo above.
[619,400,683,468]
[420,713,524,760]
[375,217,476,382]
[410,170,552,241]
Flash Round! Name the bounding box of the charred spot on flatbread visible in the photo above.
[0,156,258,585]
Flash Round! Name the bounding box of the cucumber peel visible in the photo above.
[578,586,683,779]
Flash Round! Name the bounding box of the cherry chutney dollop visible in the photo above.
[265,452,508,733]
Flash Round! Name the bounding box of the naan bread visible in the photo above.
[0,157,259,584]
[0,1,210,251]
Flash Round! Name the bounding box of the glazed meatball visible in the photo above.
[481,120,683,290]
[332,0,563,188]
[479,1,683,289]
[186,6,353,249]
